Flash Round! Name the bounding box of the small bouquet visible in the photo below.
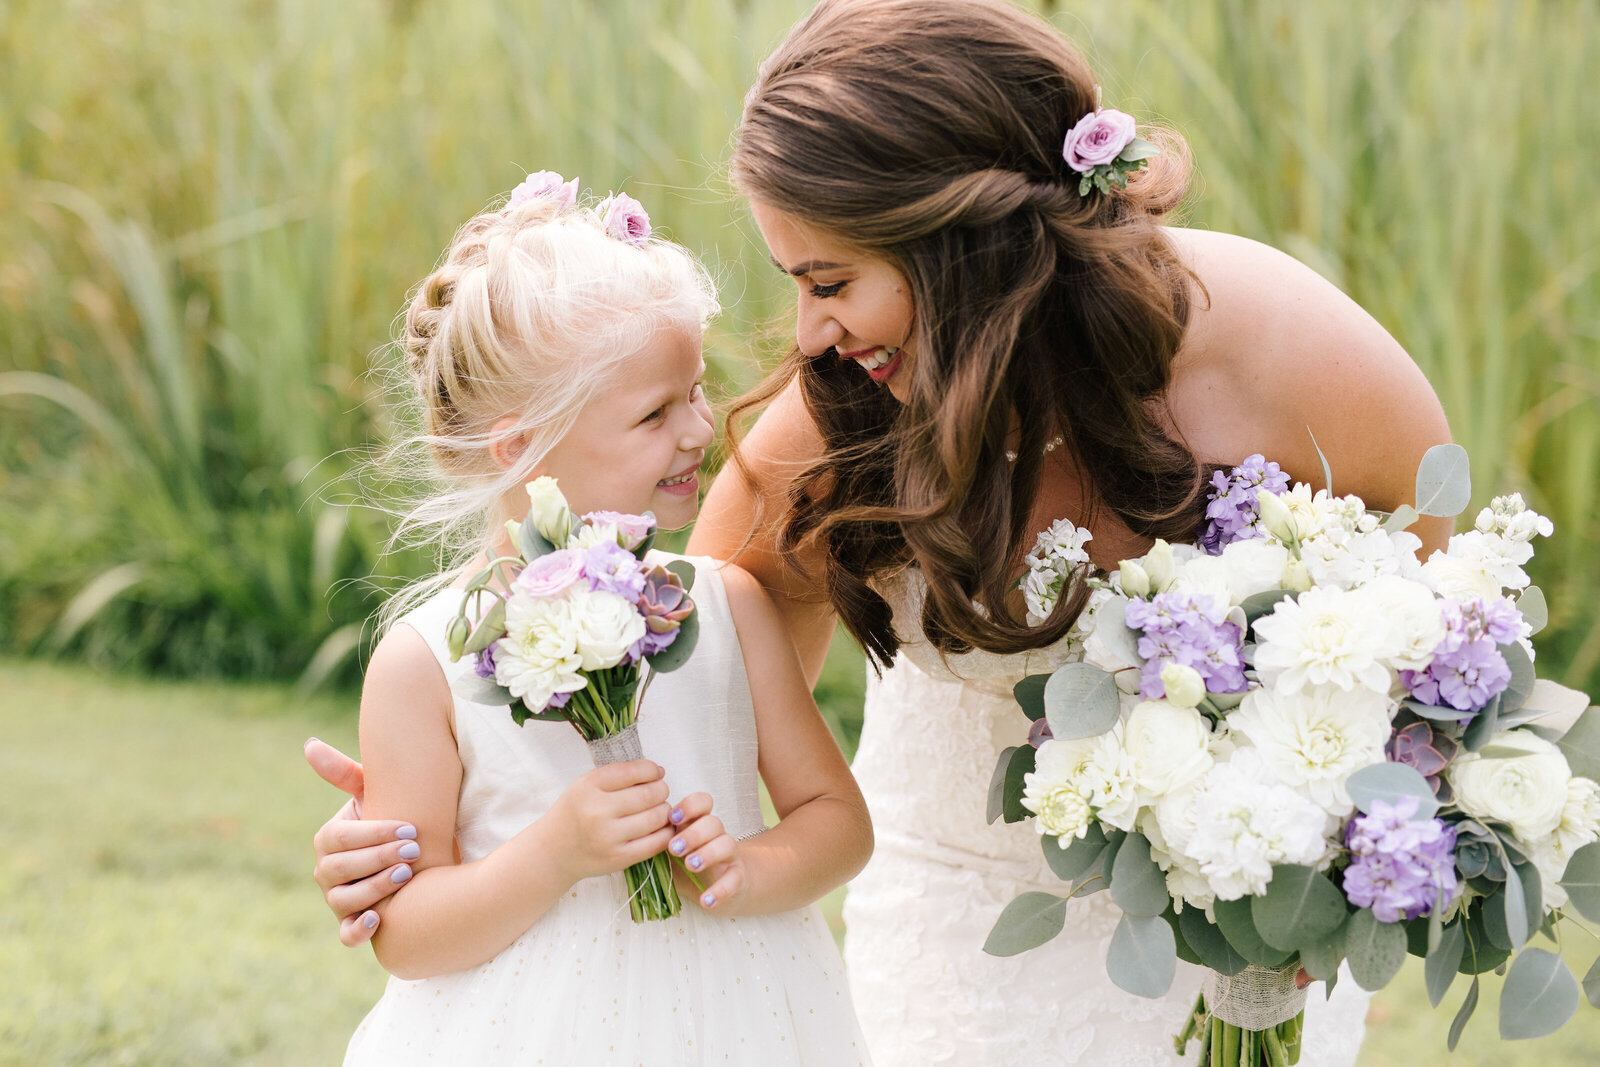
[446,476,701,922]
[986,444,1600,1064]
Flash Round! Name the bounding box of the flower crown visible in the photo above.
[1061,107,1159,197]
[506,170,652,248]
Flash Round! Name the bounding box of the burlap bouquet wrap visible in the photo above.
[1203,963,1308,1030]
[586,722,644,766]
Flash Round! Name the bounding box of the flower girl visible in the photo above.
[342,173,872,1065]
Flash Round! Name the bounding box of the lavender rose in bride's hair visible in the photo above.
[1062,109,1138,173]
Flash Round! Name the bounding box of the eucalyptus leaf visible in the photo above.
[1043,662,1121,740]
[986,746,1016,826]
[1106,913,1178,998]
[1499,949,1580,1040]
[1501,679,1592,734]
[983,892,1067,957]
[1499,642,1536,715]
[1482,888,1512,951]
[1240,588,1296,626]
[1090,597,1143,668]
[1516,861,1542,943]
[1414,443,1472,517]
[1557,841,1600,922]
[1462,697,1501,753]
[450,672,514,707]
[1253,864,1349,951]
[1001,743,1037,824]
[517,518,560,561]
[1179,907,1248,976]
[1297,918,1348,982]
[1214,897,1294,968]
[1043,824,1106,881]
[1014,674,1049,721]
[1426,920,1465,1007]
[1382,504,1420,534]
[1345,908,1408,991]
[1400,697,1469,722]
[1118,136,1159,163]
[1518,586,1548,636]
[1110,833,1170,918]
[1556,708,1600,781]
[1345,761,1440,820]
[1502,860,1529,951]
[664,559,696,592]
[1163,907,1202,967]
[1583,955,1600,1009]
[644,608,699,673]
[1307,426,1335,494]
[1447,976,1479,1052]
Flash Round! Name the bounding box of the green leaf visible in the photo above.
[1518,586,1548,636]
[1401,697,1470,722]
[1088,597,1143,667]
[1382,504,1420,534]
[1448,977,1479,1052]
[1499,642,1536,715]
[1014,674,1049,722]
[1307,426,1335,494]
[450,672,514,707]
[1499,949,1580,1040]
[1502,862,1529,951]
[1001,743,1037,824]
[1079,174,1093,196]
[1558,841,1600,922]
[1110,833,1170,918]
[644,608,699,673]
[1179,907,1248,976]
[1415,443,1473,517]
[1042,824,1106,881]
[1461,696,1501,752]
[983,892,1067,957]
[1118,136,1159,163]
[1252,864,1349,951]
[1297,917,1348,982]
[629,516,657,561]
[1214,897,1295,967]
[986,746,1016,826]
[517,517,560,561]
[1240,588,1297,626]
[1426,920,1465,1007]
[1583,955,1600,1009]
[1106,913,1177,998]
[461,596,507,655]
[1163,906,1202,966]
[1556,708,1600,781]
[1043,662,1121,740]
[1500,679,1592,732]
[1345,761,1441,820]
[665,559,696,592]
[1093,171,1111,195]
[1482,887,1512,950]
[1515,861,1542,946]
[1345,907,1408,991]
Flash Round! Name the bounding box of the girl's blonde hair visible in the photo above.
[375,188,719,632]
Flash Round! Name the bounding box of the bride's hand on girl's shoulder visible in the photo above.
[666,793,745,912]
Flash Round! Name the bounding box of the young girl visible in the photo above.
[340,174,873,1065]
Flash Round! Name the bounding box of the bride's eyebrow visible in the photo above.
[769,256,847,277]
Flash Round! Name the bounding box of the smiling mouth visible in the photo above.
[658,465,698,487]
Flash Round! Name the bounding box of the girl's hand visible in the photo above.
[667,792,746,913]
[305,738,419,946]
[546,759,675,883]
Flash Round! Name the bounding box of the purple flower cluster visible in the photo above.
[581,542,648,600]
[1124,591,1248,700]
[1399,597,1523,716]
[1199,454,1290,555]
[1342,796,1458,922]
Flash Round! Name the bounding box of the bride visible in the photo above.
[309,1,1453,1062]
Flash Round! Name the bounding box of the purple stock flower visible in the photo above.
[1199,454,1291,554]
[581,542,648,600]
[1399,597,1520,716]
[1124,591,1248,699]
[545,689,572,711]
[1342,796,1459,922]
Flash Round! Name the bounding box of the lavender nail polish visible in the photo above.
[701,892,716,908]
[391,864,413,885]
[670,838,686,855]
[396,824,418,840]
[398,841,421,861]
[688,855,703,871]
[670,808,684,824]
[362,911,379,929]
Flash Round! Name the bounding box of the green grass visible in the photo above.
[6,658,1600,1065]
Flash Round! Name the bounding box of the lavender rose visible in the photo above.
[583,509,656,552]
[599,192,651,247]
[515,548,586,599]
[509,170,579,212]
[1062,109,1139,174]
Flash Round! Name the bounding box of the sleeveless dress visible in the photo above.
[345,554,870,1066]
[841,557,1371,1066]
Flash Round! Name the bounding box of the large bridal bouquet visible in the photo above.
[985,445,1600,1064]
[445,476,701,922]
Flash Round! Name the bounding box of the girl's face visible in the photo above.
[525,324,714,531]
[750,200,916,403]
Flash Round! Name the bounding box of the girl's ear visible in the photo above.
[488,416,529,471]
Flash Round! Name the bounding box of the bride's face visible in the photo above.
[750,200,916,403]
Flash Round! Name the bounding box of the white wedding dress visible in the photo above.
[841,562,1372,1066]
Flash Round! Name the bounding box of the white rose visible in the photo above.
[494,592,586,706]
[524,476,573,544]
[1449,730,1572,842]
[1358,575,1447,672]
[1229,685,1393,816]
[1123,700,1214,797]
[566,587,647,670]
[1251,586,1395,695]
[1553,776,1600,855]
[1216,539,1293,603]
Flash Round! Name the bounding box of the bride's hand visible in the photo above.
[305,738,420,946]
[667,792,746,913]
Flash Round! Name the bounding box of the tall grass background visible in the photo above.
[2,0,1596,715]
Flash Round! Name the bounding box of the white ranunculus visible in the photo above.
[1216,539,1293,603]
[1123,699,1214,797]
[1178,749,1331,900]
[1553,776,1600,855]
[524,476,573,544]
[1526,834,1573,910]
[1251,586,1395,695]
[1229,686,1393,816]
[1359,575,1447,672]
[566,587,647,670]
[1449,730,1572,842]
[493,592,586,707]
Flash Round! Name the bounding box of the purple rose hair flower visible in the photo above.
[580,541,648,600]
[508,170,579,212]
[599,192,651,247]
[1342,796,1459,922]
[1199,453,1291,554]
[1399,596,1519,717]
[1062,108,1139,173]
[1124,590,1248,699]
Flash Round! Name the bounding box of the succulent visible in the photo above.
[1386,720,1458,803]
[639,565,695,634]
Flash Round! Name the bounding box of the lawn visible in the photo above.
[4,658,1598,1065]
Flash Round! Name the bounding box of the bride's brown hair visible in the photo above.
[727,0,1208,670]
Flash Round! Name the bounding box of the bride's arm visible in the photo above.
[688,377,838,688]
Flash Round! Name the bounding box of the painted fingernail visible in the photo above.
[362,910,379,929]
[670,808,684,824]
[701,892,716,907]
[398,841,421,861]
[670,838,686,855]
[396,824,418,840]
[688,854,704,871]
[391,864,413,884]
